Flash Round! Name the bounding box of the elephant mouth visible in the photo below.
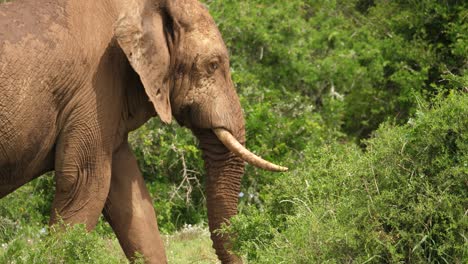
[213,128,288,172]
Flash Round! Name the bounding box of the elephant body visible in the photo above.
[1,0,130,192]
[0,0,66,188]
[0,0,260,263]
[1,0,171,261]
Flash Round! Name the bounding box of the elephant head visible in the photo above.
[113,0,287,262]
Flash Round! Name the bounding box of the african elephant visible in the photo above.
[0,0,286,263]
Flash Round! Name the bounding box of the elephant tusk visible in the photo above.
[213,128,288,172]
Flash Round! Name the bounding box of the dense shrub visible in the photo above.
[0,224,129,264]
[227,92,468,263]
[0,175,54,244]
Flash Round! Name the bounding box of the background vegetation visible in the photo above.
[1,0,466,263]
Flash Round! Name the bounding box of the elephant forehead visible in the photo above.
[186,30,226,54]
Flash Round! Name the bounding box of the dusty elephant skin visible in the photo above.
[0,0,286,263]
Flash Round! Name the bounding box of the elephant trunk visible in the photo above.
[195,130,245,264]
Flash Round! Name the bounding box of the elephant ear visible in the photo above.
[114,3,172,124]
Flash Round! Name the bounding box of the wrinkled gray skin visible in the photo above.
[0,0,247,263]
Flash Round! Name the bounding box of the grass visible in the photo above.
[165,225,219,264]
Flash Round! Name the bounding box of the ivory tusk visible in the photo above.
[213,128,288,172]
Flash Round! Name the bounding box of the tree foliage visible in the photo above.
[227,92,467,263]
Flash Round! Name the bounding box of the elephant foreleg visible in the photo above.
[103,142,166,264]
[50,124,112,229]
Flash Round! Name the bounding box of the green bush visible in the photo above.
[0,175,54,245]
[0,224,129,264]
[228,92,468,263]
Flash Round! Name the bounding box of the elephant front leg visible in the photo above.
[50,127,113,229]
[103,142,166,263]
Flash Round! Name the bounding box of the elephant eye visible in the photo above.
[207,61,219,74]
